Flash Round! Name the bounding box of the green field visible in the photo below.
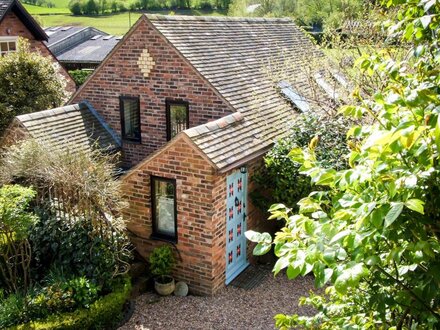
[26,5,225,34]
[35,12,143,34]
[24,4,70,14]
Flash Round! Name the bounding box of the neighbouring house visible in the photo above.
[0,0,75,93]
[44,26,121,70]
[2,14,341,295]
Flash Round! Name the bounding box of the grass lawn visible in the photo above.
[24,4,70,14]
[35,12,142,34]
[30,9,226,35]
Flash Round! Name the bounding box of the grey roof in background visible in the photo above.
[57,34,121,63]
[15,102,121,153]
[44,26,110,58]
[45,26,88,46]
[147,15,326,171]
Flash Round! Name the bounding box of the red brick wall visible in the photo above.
[0,12,76,95]
[122,136,218,295]
[72,17,232,167]
[0,120,29,151]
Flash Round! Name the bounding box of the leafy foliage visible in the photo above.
[149,245,176,278]
[30,210,131,288]
[228,0,363,29]
[0,185,38,293]
[252,113,350,212]
[248,0,440,328]
[0,39,68,135]
[69,69,93,86]
[1,276,130,329]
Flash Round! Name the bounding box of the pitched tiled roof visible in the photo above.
[15,102,121,153]
[147,15,325,171]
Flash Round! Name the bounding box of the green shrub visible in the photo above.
[0,292,28,328]
[10,276,131,330]
[30,211,130,289]
[68,70,93,86]
[149,245,175,279]
[252,113,350,211]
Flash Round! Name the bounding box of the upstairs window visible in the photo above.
[0,37,17,56]
[151,176,177,242]
[166,100,189,141]
[120,96,141,142]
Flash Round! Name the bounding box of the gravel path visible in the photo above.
[120,267,317,330]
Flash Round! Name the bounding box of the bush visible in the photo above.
[6,276,131,330]
[252,113,350,211]
[149,245,175,279]
[30,210,131,289]
[0,185,38,294]
[69,0,82,15]
[69,69,93,86]
[0,39,67,135]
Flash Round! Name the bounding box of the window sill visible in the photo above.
[122,138,142,145]
[150,233,177,244]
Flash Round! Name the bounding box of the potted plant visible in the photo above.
[149,245,176,296]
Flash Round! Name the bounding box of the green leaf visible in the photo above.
[253,243,272,256]
[286,265,301,280]
[273,256,290,275]
[330,230,351,244]
[405,199,425,214]
[245,230,261,243]
[334,263,369,294]
[420,15,432,29]
[384,202,404,228]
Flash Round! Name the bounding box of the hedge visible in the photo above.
[11,276,131,330]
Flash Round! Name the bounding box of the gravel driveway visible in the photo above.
[120,267,317,330]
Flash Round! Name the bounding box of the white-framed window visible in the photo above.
[0,37,18,56]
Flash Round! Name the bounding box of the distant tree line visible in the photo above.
[229,0,368,30]
[68,0,232,15]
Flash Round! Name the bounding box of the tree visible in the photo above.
[247,0,440,328]
[0,39,67,135]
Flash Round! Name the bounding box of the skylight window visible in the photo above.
[278,81,310,113]
[314,73,340,100]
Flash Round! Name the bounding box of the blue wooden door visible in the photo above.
[225,170,249,284]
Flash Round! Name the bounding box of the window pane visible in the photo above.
[121,97,140,140]
[0,42,7,52]
[8,42,16,51]
[170,103,188,138]
[154,180,176,237]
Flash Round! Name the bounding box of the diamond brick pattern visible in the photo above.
[137,48,155,78]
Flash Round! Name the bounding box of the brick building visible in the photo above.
[0,0,75,93]
[3,14,339,295]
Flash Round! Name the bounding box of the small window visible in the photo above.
[151,176,177,241]
[166,100,189,141]
[120,96,141,142]
[0,37,17,56]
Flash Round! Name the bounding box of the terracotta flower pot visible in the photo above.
[154,275,175,296]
